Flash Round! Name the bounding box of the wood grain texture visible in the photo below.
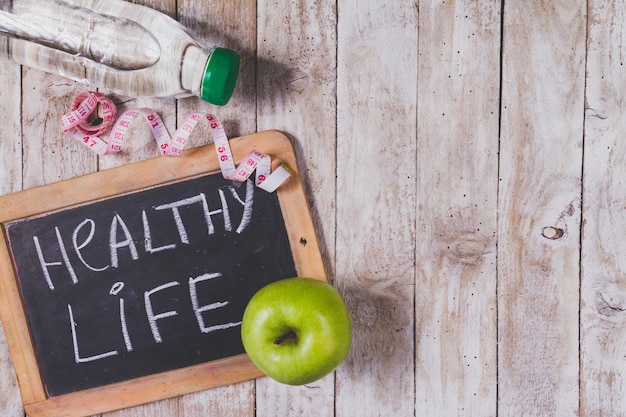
[415,1,500,415]
[335,1,417,416]
[581,1,626,415]
[179,381,254,417]
[498,1,585,415]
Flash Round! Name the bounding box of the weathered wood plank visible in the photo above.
[255,0,337,415]
[179,381,254,417]
[498,1,585,415]
[0,59,22,194]
[415,1,500,415]
[581,1,626,415]
[335,1,417,416]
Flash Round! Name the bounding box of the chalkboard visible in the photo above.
[0,131,327,417]
[6,172,296,396]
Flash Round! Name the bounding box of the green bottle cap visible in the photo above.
[200,47,240,106]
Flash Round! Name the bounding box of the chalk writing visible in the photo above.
[5,173,297,396]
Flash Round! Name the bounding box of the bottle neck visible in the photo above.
[181,45,210,95]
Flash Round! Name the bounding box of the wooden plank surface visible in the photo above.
[582,1,626,415]
[498,1,585,415]
[415,1,500,415]
[335,1,416,416]
[2,0,626,416]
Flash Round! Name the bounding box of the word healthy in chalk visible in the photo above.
[34,180,254,290]
[5,172,298,396]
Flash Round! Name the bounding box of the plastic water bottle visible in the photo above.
[0,0,240,105]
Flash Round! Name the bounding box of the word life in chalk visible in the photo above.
[68,272,241,363]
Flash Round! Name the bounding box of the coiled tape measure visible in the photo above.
[61,91,292,193]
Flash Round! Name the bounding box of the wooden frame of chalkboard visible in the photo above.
[0,131,327,417]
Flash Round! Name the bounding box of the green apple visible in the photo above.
[241,277,352,385]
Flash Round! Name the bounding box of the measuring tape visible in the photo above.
[61,91,292,193]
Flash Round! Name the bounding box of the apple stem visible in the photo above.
[274,330,298,345]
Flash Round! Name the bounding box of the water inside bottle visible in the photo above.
[0,0,160,70]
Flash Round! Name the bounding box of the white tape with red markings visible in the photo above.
[61,91,292,192]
